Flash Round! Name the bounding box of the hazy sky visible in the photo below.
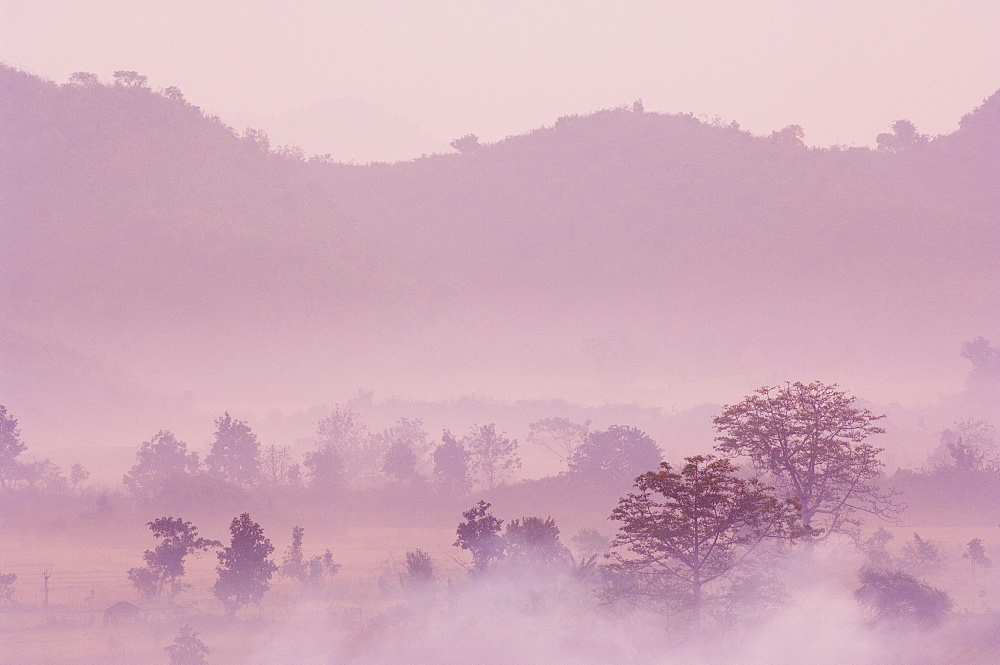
[3,1,999,159]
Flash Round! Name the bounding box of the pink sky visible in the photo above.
[3,1,999,161]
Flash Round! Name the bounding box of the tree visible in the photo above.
[527,417,590,465]
[608,455,804,628]
[383,438,419,483]
[280,526,340,587]
[713,382,897,550]
[0,405,27,492]
[260,444,295,487]
[205,413,261,487]
[855,568,952,626]
[165,625,210,665]
[67,71,100,87]
[964,538,992,576]
[113,70,148,89]
[900,532,943,577]
[568,425,662,486]
[399,549,435,598]
[433,430,470,494]
[213,513,277,615]
[962,337,1000,389]
[504,516,570,571]
[69,463,89,490]
[303,444,345,492]
[123,430,200,500]
[0,572,15,603]
[454,500,505,575]
[571,527,610,559]
[860,527,894,569]
[464,424,521,490]
[379,417,431,482]
[312,406,373,486]
[928,419,997,473]
[876,119,928,152]
[450,134,481,153]
[127,517,220,598]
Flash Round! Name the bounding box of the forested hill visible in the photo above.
[2,63,999,416]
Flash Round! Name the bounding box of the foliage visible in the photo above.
[900,532,943,577]
[213,513,277,615]
[860,527,894,569]
[571,527,610,558]
[568,425,662,485]
[964,538,992,574]
[455,500,505,574]
[714,381,896,547]
[463,424,521,490]
[433,430,470,494]
[378,417,431,477]
[311,406,373,487]
[127,517,220,598]
[855,568,952,626]
[0,572,15,602]
[527,417,590,465]
[69,462,89,488]
[608,455,804,626]
[875,119,928,152]
[165,625,210,665]
[205,413,261,487]
[504,516,570,571]
[303,444,345,492]
[123,431,200,501]
[0,405,27,491]
[383,438,419,483]
[260,444,297,487]
[400,549,435,595]
[280,526,341,587]
[927,419,997,473]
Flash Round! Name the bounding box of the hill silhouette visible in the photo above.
[2,64,998,423]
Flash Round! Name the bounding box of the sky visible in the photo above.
[3,1,1000,161]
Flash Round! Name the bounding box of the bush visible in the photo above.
[855,567,952,626]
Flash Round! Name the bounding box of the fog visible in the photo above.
[2,3,1000,663]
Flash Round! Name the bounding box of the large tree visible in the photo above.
[213,513,277,615]
[713,381,897,550]
[608,455,803,628]
[205,413,261,487]
[0,405,27,492]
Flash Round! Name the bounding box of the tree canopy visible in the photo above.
[713,381,897,547]
[608,455,804,627]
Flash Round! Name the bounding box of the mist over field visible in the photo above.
[3,3,1000,662]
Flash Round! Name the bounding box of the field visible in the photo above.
[3,515,1000,665]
